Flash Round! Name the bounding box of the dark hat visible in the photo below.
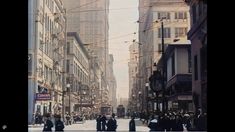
[44,113,51,118]
[54,114,61,118]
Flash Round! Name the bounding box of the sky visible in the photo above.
[109,0,139,101]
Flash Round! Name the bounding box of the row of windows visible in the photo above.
[191,1,206,25]
[157,12,188,20]
[158,27,188,38]
[67,42,88,69]
[66,60,88,85]
[46,0,54,13]
[39,64,62,87]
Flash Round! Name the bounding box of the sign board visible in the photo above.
[28,54,32,76]
[35,93,51,101]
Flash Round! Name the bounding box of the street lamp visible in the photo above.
[145,83,149,115]
[66,84,71,115]
[156,17,167,112]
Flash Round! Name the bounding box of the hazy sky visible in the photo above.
[109,0,139,100]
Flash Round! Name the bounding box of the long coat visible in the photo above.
[129,119,136,131]
[96,117,102,131]
[55,120,64,131]
[107,118,117,131]
[43,119,53,132]
[148,119,158,132]
[101,116,107,131]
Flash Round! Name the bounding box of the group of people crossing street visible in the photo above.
[96,113,118,131]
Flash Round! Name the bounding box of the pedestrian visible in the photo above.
[32,113,35,125]
[129,116,136,131]
[39,112,43,125]
[54,114,64,132]
[148,115,159,132]
[101,114,107,131]
[96,115,102,131]
[195,110,207,131]
[42,113,53,132]
[184,113,192,131]
[107,113,118,131]
[174,115,184,131]
[65,112,71,125]
[35,112,39,125]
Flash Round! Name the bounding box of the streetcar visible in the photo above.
[100,104,112,119]
[117,105,125,118]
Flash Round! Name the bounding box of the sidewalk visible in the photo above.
[28,124,44,128]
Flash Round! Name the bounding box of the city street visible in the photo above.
[29,118,150,131]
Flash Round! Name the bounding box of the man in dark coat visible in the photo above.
[148,115,159,132]
[54,114,64,132]
[96,115,102,131]
[174,115,184,131]
[107,113,117,131]
[65,112,71,125]
[43,113,53,132]
[101,115,107,131]
[129,116,136,131]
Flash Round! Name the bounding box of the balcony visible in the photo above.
[166,74,192,88]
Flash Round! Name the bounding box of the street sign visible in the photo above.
[35,93,51,101]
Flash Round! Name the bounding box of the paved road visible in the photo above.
[29,118,150,131]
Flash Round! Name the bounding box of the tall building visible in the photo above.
[128,42,139,112]
[119,98,129,112]
[62,0,110,107]
[138,0,190,113]
[28,0,66,124]
[66,32,90,115]
[184,0,207,113]
[107,54,117,112]
[164,43,192,112]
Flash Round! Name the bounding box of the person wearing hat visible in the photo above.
[54,114,64,132]
[42,113,53,132]
[96,115,102,131]
[129,116,136,131]
[107,113,118,131]
[148,115,160,132]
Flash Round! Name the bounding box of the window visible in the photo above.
[39,32,43,51]
[44,65,48,81]
[199,2,203,17]
[175,27,188,38]
[184,12,187,19]
[67,42,70,54]
[172,54,175,76]
[158,44,162,52]
[192,4,197,24]
[188,48,192,73]
[158,12,170,20]
[175,12,187,20]
[179,12,184,19]
[194,55,198,80]
[67,60,70,73]
[51,1,54,13]
[158,28,171,38]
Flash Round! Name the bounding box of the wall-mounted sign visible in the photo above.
[28,54,32,76]
[35,93,51,101]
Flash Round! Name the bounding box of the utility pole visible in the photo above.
[161,20,166,113]
[62,8,67,121]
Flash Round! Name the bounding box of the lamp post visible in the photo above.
[138,91,142,112]
[160,18,167,112]
[80,90,86,114]
[155,17,166,112]
[145,83,149,115]
[66,83,71,115]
